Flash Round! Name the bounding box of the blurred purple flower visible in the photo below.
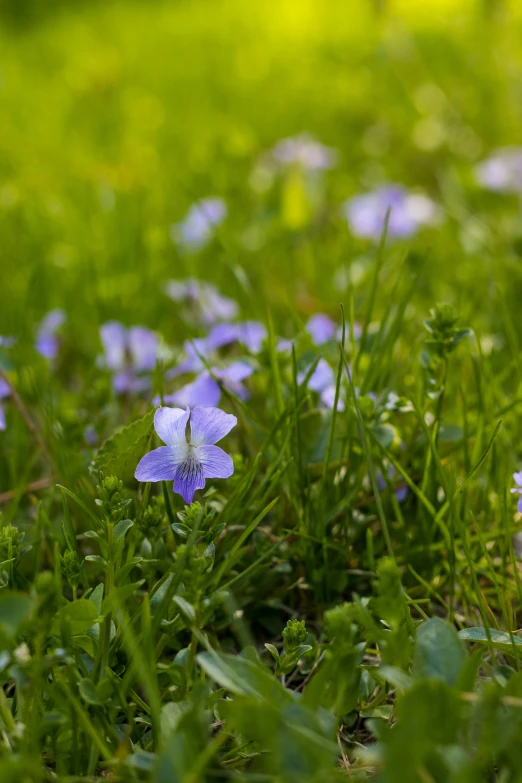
[207,321,267,353]
[336,322,362,342]
[84,426,98,446]
[271,134,337,171]
[277,338,293,354]
[164,361,253,408]
[474,148,522,193]
[511,471,522,513]
[135,406,236,503]
[343,185,439,240]
[170,198,227,252]
[99,321,158,394]
[165,278,238,326]
[306,314,336,345]
[167,338,210,380]
[36,309,66,360]
[164,374,222,409]
[377,466,408,503]
[298,358,344,411]
[0,377,10,432]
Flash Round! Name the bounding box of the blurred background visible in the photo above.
[1,0,522,346]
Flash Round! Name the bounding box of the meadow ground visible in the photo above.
[2,0,522,780]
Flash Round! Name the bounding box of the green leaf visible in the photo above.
[72,635,95,658]
[374,665,412,692]
[172,595,196,625]
[299,409,347,466]
[89,409,155,485]
[150,574,174,616]
[114,557,143,586]
[85,555,107,566]
[360,705,393,720]
[160,701,191,744]
[264,643,280,662]
[113,519,134,542]
[197,650,290,704]
[78,678,112,706]
[0,592,33,640]
[102,581,145,614]
[458,627,522,654]
[88,584,104,614]
[54,599,100,636]
[413,617,466,686]
[78,678,103,705]
[438,424,464,442]
[372,423,396,449]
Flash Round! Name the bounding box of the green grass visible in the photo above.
[2,0,522,780]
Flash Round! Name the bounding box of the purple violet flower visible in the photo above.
[164,374,222,409]
[0,377,10,432]
[165,278,238,326]
[167,338,210,380]
[207,321,267,353]
[164,361,254,409]
[277,338,293,354]
[336,323,362,342]
[342,185,439,240]
[170,199,227,252]
[474,148,522,193]
[135,406,236,503]
[511,471,522,513]
[298,359,344,411]
[100,321,158,394]
[377,466,408,503]
[270,134,338,171]
[36,309,66,360]
[306,314,336,345]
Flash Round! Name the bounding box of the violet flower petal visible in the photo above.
[100,321,128,371]
[207,323,240,351]
[170,374,222,408]
[306,314,336,345]
[154,407,190,446]
[238,321,267,353]
[189,405,237,446]
[301,359,335,392]
[320,385,344,411]
[0,378,10,400]
[173,458,206,504]
[215,361,254,384]
[196,444,234,479]
[135,445,186,482]
[128,327,158,372]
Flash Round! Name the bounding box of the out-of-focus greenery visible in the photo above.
[2,1,522,780]
[1,0,522,332]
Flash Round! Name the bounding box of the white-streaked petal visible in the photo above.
[189,406,237,446]
[154,406,190,446]
[197,445,234,479]
[173,450,206,503]
[135,445,186,482]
